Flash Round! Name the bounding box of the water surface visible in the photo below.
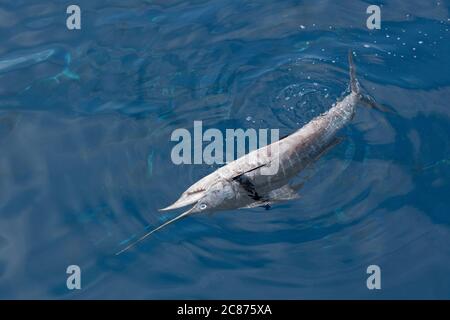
[0,0,449,299]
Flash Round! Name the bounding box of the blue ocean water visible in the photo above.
[0,0,449,299]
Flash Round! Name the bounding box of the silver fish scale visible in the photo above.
[189,93,357,200]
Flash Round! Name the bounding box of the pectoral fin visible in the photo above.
[240,184,300,210]
[265,184,300,201]
[241,201,272,209]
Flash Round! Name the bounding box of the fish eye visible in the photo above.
[199,203,207,210]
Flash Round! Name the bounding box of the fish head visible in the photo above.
[160,178,237,214]
[189,179,237,214]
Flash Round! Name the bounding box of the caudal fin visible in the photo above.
[348,50,360,94]
[348,50,394,113]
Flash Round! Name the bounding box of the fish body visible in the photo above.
[163,52,361,213]
[116,51,383,254]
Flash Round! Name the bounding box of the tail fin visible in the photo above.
[348,50,359,94]
[348,50,394,114]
